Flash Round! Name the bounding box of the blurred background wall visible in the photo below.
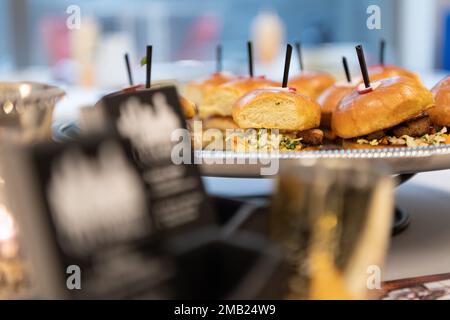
[0,0,448,87]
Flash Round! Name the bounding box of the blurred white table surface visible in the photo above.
[387,172,450,281]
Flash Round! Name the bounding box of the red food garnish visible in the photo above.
[123,84,144,93]
[358,86,374,94]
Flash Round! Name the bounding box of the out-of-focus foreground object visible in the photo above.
[271,159,394,299]
[0,82,65,143]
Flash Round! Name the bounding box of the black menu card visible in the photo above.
[98,86,215,235]
[2,136,175,299]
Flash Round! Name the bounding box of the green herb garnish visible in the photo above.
[280,136,302,150]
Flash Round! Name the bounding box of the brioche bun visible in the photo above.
[232,87,321,131]
[428,76,450,126]
[317,81,356,129]
[184,72,233,106]
[431,76,450,96]
[199,76,279,119]
[367,64,420,83]
[331,76,433,139]
[289,71,336,100]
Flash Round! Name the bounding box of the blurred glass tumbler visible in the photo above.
[0,82,65,143]
[270,159,394,300]
[0,82,64,298]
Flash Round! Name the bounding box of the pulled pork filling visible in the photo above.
[228,128,324,152]
[356,115,449,147]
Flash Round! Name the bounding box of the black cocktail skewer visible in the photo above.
[356,45,371,89]
[282,44,293,88]
[342,56,352,83]
[247,41,254,77]
[146,45,152,88]
[124,53,133,86]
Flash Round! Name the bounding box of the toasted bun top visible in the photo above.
[331,76,434,139]
[184,72,234,105]
[289,71,336,100]
[367,64,420,83]
[431,75,450,96]
[428,76,450,126]
[198,76,280,119]
[188,72,233,88]
[220,76,280,94]
[232,87,321,131]
[317,83,355,128]
[317,82,356,114]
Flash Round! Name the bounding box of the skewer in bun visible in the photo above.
[332,77,433,139]
[317,57,357,129]
[289,42,335,100]
[233,44,320,131]
[184,44,234,106]
[198,42,279,119]
[332,45,438,148]
[230,45,323,152]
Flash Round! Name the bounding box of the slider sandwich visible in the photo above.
[198,42,278,130]
[198,76,280,150]
[317,83,355,139]
[290,72,336,101]
[200,76,280,120]
[332,45,440,149]
[183,45,234,115]
[184,45,233,106]
[231,87,322,151]
[289,42,335,100]
[230,44,323,152]
[184,71,234,107]
[317,57,357,141]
